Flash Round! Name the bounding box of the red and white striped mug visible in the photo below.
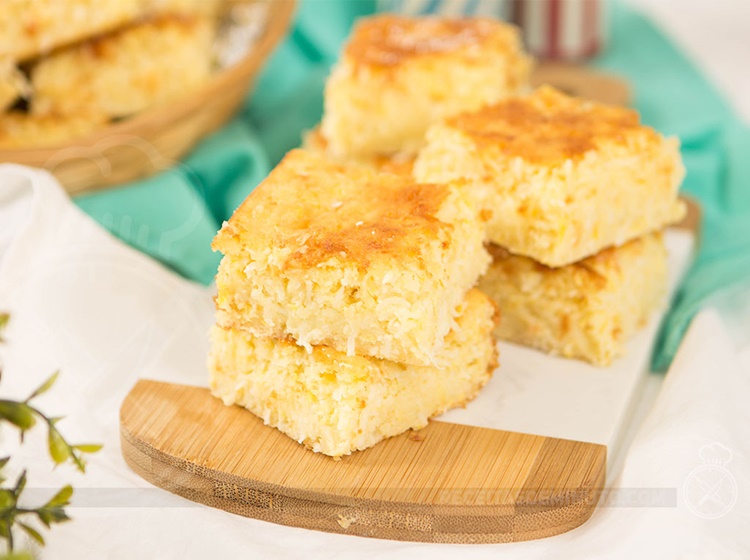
[380,0,607,61]
[511,0,606,60]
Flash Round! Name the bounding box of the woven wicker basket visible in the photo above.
[0,0,296,195]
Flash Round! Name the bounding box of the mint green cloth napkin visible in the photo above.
[594,3,750,370]
[74,1,750,370]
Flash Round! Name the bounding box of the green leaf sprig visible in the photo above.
[0,468,72,551]
[0,313,102,555]
[0,370,102,473]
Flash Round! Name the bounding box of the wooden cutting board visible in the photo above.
[121,379,606,544]
[120,201,699,544]
[531,63,632,106]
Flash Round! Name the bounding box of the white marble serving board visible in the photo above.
[439,228,695,472]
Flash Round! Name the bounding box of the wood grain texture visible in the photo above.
[531,63,631,106]
[0,0,296,195]
[675,196,701,236]
[121,380,606,544]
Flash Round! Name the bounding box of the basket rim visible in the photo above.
[0,0,297,157]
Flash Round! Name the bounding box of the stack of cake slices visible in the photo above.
[209,12,688,459]
[209,150,497,457]
[414,86,686,365]
[310,15,686,366]
[0,0,223,149]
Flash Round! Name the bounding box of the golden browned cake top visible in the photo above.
[344,14,521,68]
[213,150,454,268]
[447,86,658,164]
[488,233,659,288]
[1,0,221,61]
[80,15,208,60]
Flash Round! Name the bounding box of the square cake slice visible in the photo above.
[31,16,215,118]
[209,289,498,457]
[414,86,686,267]
[478,233,667,366]
[213,149,490,366]
[320,14,531,159]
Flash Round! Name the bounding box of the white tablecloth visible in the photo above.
[1,167,748,560]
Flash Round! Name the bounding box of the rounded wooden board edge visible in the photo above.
[120,379,607,544]
[675,196,702,237]
[531,63,632,106]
